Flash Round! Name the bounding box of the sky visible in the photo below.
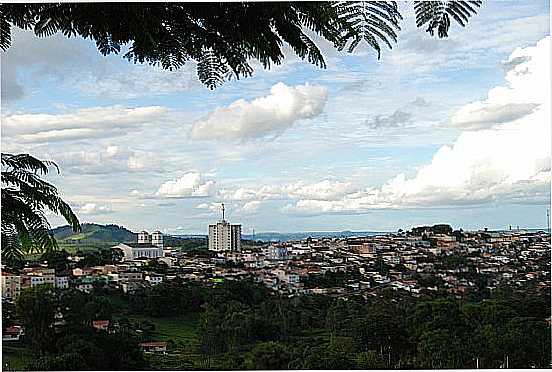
[1,1,550,235]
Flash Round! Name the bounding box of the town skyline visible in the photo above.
[2,1,550,235]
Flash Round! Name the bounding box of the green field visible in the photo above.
[22,241,112,262]
[126,314,200,345]
[57,241,115,254]
[2,314,203,371]
[124,314,205,369]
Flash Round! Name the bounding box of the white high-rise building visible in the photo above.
[208,204,242,252]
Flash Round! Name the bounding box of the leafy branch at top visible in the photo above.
[0,2,482,89]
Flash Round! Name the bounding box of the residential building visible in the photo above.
[1,272,21,299]
[55,276,70,289]
[3,326,24,341]
[208,203,242,252]
[92,320,110,331]
[139,341,167,353]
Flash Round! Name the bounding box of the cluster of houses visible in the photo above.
[1,263,167,300]
[212,228,551,297]
[2,228,550,302]
[1,226,550,353]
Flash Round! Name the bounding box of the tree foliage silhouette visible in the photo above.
[0,1,482,89]
[1,153,80,263]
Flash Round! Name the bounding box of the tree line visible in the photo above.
[10,277,549,370]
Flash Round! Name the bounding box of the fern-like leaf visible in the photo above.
[334,1,402,58]
[414,1,482,38]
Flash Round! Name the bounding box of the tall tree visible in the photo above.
[16,286,58,353]
[1,153,80,263]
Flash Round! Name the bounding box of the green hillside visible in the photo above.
[52,223,136,243]
[50,223,206,253]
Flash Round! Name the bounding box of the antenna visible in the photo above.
[547,208,550,232]
[253,228,255,241]
[221,203,225,221]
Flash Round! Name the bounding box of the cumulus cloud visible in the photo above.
[190,179,356,217]
[283,180,355,200]
[241,201,262,214]
[196,202,219,211]
[502,55,531,73]
[77,203,113,215]
[196,200,261,216]
[287,37,551,214]
[156,173,216,198]
[367,109,412,129]
[49,145,155,174]
[2,105,168,143]
[190,82,328,140]
[451,102,539,130]
[219,180,355,202]
[450,37,548,131]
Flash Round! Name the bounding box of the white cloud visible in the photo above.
[286,37,551,214]
[218,179,355,202]
[77,63,201,99]
[77,203,113,215]
[451,102,539,130]
[190,82,328,140]
[2,105,168,143]
[156,173,216,198]
[1,29,199,102]
[196,202,216,210]
[241,200,262,214]
[196,200,261,216]
[48,145,156,174]
[1,29,89,102]
[283,180,355,200]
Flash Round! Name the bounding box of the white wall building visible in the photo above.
[138,231,152,244]
[209,222,241,252]
[55,276,70,289]
[208,204,242,252]
[151,231,164,248]
[113,243,164,260]
[113,231,164,261]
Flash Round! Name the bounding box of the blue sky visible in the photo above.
[2,1,550,234]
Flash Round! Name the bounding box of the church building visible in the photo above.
[112,231,164,261]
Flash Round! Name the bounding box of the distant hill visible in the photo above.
[241,230,388,242]
[52,225,390,246]
[51,223,136,243]
[51,224,206,251]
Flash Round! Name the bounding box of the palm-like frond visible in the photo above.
[0,2,482,88]
[335,1,402,58]
[414,1,482,38]
[1,153,80,264]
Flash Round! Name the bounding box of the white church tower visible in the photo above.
[152,231,164,248]
[138,231,152,244]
